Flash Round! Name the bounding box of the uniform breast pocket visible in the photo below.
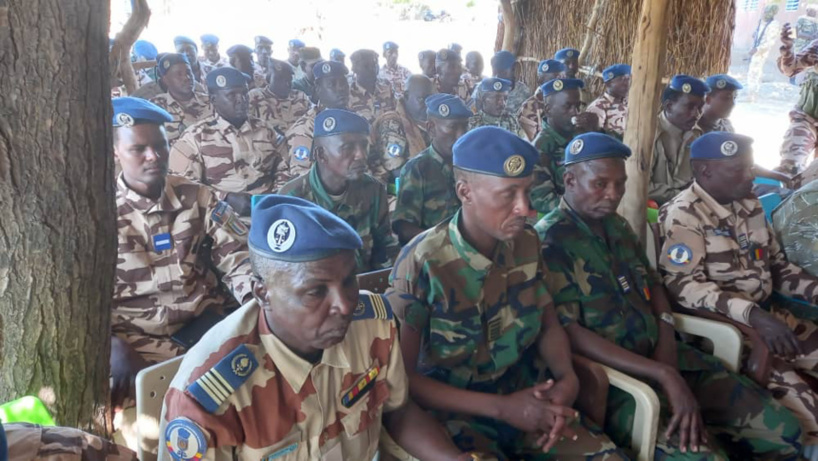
[428,310,480,365]
[242,431,306,461]
[339,380,389,458]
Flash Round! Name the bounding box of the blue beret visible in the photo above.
[315,109,370,137]
[350,49,378,64]
[555,48,579,61]
[602,64,631,83]
[480,77,512,93]
[425,93,473,119]
[690,132,753,160]
[313,60,348,80]
[448,43,463,54]
[206,67,251,92]
[383,41,398,52]
[564,132,632,166]
[330,48,346,60]
[226,44,253,58]
[112,97,173,127]
[174,36,197,49]
[540,78,585,97]
[200,34,219,46]
[491,50,516,71]
[133,40,158,61]
[436,49,461,63]
[250,195,362,262]
[668,74,710,97]
[705,74,743,91]
[538,59,566,75]
[270,58,293,75]
[255,36,273,47]
[157,53,190,77]
[453,126,539,178]
[289,39,305,49]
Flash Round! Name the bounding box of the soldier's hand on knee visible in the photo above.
[660,368,706,453]
[749,307,803,360]
[499,381,578,437]
[535,415,577,453]
[533,374,579,408]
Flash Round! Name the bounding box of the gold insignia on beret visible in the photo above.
[569,139,584,155]
[567,50,575,58]
[323,116,336,132]
[116,113,134,128]
[682,83,692,94]
[322,62,331,74]
[439,103,450,117]
[216,75,227,88]
[493,81,503,91]
[553,80,564,91]
[503,155,526,177]
[163,60,171,70]
[720,140,738,156]
[541,63,549,72]
[716,79,727,89]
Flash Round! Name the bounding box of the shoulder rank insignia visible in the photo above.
[341,365,380,408]
[186,344,258,413]
[352,293,393,321]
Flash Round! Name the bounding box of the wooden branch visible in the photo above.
[579,0,605,66]
[108,0,151,94]
[500,0,516,52]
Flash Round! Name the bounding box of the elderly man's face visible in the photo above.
[481,91,508,117]
[457,173,533,242]
[564,158,627,221]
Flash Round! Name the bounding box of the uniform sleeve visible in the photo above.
[584,99,608,130]
[203,193,254,304]
[285,121,313,178]
[169,131,206,184]
[767,221,818,304]
[517,98,540,142]
[540,239,583,326]
[391,161,424,228]
[778,38,818,76]
[371,116,409,185]
[385,248,430,332]
[271,132,291,192]
[382,320,410,413]
[658,208,756,324]
[529,151,559,215]
[370,183,401,270]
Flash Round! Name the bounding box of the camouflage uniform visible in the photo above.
[369,100,431,186]
[133,81,207,101]
[347,75,397,123]
[659,182,818,445]
[518,88,544,141]
[530,122,573,215]
[748,19,780,97]
[278,166,399,273]
[539,200,804,460]
[285,105,322,178]
[585,93,628,138]
[5,423,138,461]
[650,112,700,204]
[247,87,311,134]
[777,43,818,172]
[386,211,626,461]
[379,63,412,99]
[169,114,289,198]
[149,91,213,145]
[433,76,472,106]
[253,69,268,90]
[114,174,252,363]
[796,15,818,52]
[158,294,406,461]
[471,80,531,117]
[691,118,735,138]
[773,179,818,278]
[291,76,315,102]
[459,72,484,95]
[199,56,229,76]
[468,111,526,138]
[392,145,460,234]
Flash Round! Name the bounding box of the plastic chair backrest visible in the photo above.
[357,268,392,294]
[135,356,184,461]
[759,193,782,223]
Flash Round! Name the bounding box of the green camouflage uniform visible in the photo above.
[468,111,526,138]
[392,145,460,234]
[278,165,399,273]
[387,210,627,461]
[530,122,574,215]
[537,200,803,461]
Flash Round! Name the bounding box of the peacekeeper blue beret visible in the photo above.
[480,77,512,93]
[706,74,743,91]
[540,78,585,97]
[555,48,579,61]
[668,74,710,97]
[315,109,370,138]
[690,132,753,160]
[538,59,565,75]
[250,195,362,262]
[453,126,539,178]
[200,34,219,46]
[226,44,253,58]
[426,93,473,119]
[206,67,251,92]
[330,48,346,60]
[602,64,631,83]
[313,60,348,80]
[491,50,516,71]
[112,97,173,127]
[564,132,632,166]
[383,41,398,52]
[289,39,305,49]
[174,36,197,49]
[436,49,461,63]
[133,40,158,61]
[255,36,273,47]
[157,53,190,77]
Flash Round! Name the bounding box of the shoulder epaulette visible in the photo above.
[186,344,258,413]
[353,292,393,321]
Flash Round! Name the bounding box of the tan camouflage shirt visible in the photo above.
[585,92,628,138]
[433,76,473,106]
[659,182,818,325]
[379,64,412,99]
[518,88,544,141]
[150,92,213,145]
[248,87,311,134]
[169,114,290,199]
[158,296,408,461]
[348,75,397,123]
[468,111,526,138]
[5,423,137,461]
[199,57,229,76]
[650,112,700,204]
[114,174,252,362]
[459,72,484,95]
[369,100,430,185]
[284,105,323,179]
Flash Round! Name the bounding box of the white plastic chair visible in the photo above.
[135,356,184,461]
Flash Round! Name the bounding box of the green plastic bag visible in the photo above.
[0,396,55,426]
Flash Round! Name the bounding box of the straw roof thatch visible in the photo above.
[513,0,736,94]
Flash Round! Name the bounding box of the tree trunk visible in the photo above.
[0,0,116,433]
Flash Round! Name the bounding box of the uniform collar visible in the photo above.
[540,121,571,144]
[558,198,617,239]
[307,163,340,211]
[116,173,184,213]
[425,144,450,166]
[658,111,684,138]
[690,181,756,221]
[447,209,514,273]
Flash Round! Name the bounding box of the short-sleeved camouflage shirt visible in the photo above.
[247,87,311,134]
[468,110,526,138]
[149,92,213,145]
[369,101,430,186]
[392,145,460,232]
[348,76,397,123]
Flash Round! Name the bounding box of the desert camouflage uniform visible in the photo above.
[650,112,699,204]
[158,294,406,461]
[199,56,229,76]
[247,87,311,134]
[392,145,460,234]
[585,93,628,138]
[285,105,323,178]
[5,423,138,461]
[291,76,315,103]
[518,88,544,141]
[133,81,208,101]
[778,42,818,172]
[659,182,818,444]
[278,166,399,273]
[348,76,397,123]
[386,211,626,461]
[468,111,525,138]
[370,100,431,187]
[692,118,735,138]
[471,81,531,117]
[748,19,780,97]
[433,76,473,106]
[796,16,818,52]
[773,179,818,278]
[530,121,573,215]
[150,91,213,145]
[379,63,412,99]
[538,199,803,460]
[169,114,289,198]
[114,174,252,363]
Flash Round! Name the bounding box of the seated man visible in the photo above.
[174,36,204,84]
[253,35,273,89]
[469,77,525,138]
[418,49,437,79]
[471,50,531,116]
[392,94,470,245]
[772,179,818,277]
[291,47,322,102]
[433,49,472,104]
[660,131,818,451]
[585,64,630,139]
[387,126,626,460]
[150,53,212,145]
[198,34,228,76]
[287,38,306,79]
[247,57,311,134]
[539,132,802,460]
[348,49,397,123]
[554,47,590,105]
[110,97,252,408]
[279,110,399,274]
[695,74,742,135]
[159,195,473,461]
[460,51,485,94]
[519,59,566,141]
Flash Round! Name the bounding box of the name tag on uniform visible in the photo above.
[738,233,750,250]
[153,233,172,252]
[711,228,731,237]
[617,275,631,293]
[262,443,298,461]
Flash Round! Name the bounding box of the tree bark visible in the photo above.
[0,0,116,433]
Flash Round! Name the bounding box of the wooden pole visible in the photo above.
[500,0,516,52]
[579,0,605,67]
[620,0,670,245]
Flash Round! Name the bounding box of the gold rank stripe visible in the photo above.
[370,295,387,320]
